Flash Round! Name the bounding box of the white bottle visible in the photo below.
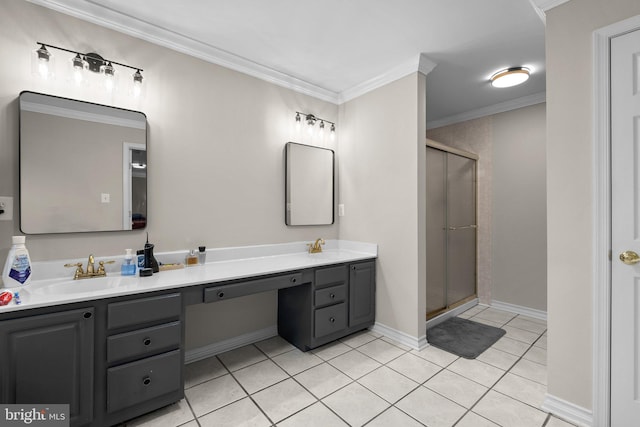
[2,236,32,288]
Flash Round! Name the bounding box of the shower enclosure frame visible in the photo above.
[425,139,479,320]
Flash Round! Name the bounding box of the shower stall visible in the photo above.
[426,141,478,319]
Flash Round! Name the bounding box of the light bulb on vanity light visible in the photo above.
[132,69,143,98]
[71,53,86,86]
[32,44,54,80]
[102,61,115,92]
[330,123,336,140]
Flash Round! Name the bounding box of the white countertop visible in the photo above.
[0,240,377,314]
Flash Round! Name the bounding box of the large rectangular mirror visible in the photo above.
[285,142,334,225]
[19,91,147,234]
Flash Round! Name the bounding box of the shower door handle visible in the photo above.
[448,224,477,230]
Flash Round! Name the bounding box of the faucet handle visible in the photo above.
[64,262,84,280]
[97,260,116,275]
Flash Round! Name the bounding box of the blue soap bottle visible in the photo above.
[121,249,137,276]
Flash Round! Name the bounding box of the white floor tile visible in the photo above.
[322,382,389,427]
[534,334,547,349]
[328,349,382,380]
[503,325,541,345]
[523,345,547,365]
[491,336,531,356]
[424,369,488,408]
[124,399,194,427]
[411,345,459,367]
[356,339,406,364]
[277,402,348,427]
[185,374,247,417]
[294,363,352,399]
[493,372,547,409]
[197,397,270,427]
[272,348,324,376]
[380,336,413,351]
[184,356,227,389]
[474,390,548,427]
[387,352,442,383]
[396,386,466,427]
[233,359,289,394]
[507,316,547,334]
[547,415,579,426]
[473,308,517,325]
[254,335,296,358]
[339,331,378,348]
[252,378,316,423]
[471,317,505,328]
[447,358,505,387]
[311,341,352,361]
[456,411,500,427]
[366,406,423,427]
[218,345,267,372]
[358,366,419,403]
[510,358,547,385]
[476,347,520,370]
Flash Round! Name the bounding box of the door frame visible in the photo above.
[592,15,640,427]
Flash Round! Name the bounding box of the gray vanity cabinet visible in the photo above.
[0,307,95,426]
[278,260,376,351]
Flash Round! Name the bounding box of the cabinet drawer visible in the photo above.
[107,349,181,413]
[108,293,181,330]
[204,272,303,303]
[314,284,346,307]
[315,265,347,288]
[314,303,347,338]
[107,321,181,364]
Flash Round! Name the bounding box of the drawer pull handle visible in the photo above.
[218,291,224,298]
[329,317,335,323]
[142,376,151,386]
[330,293,335,299]
[291,277,297,283]
[143,338,151,346]
[83,312,92,319]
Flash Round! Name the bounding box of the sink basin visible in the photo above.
[29,276,128,296]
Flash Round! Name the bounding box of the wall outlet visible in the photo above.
[0,196,14,221]
[338,204,345,217]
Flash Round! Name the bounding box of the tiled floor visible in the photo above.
[122,306,577,427]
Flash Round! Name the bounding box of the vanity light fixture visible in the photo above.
[294,111,336,140]
[490,66,530,88]
[32,42,144,96]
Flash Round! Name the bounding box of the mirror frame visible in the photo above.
[18,91,148,234]
[285,142,335,226]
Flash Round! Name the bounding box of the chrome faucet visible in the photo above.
[307,238,325,254]
[64,254,115,280]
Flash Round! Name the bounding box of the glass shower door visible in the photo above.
[426,146,477,318]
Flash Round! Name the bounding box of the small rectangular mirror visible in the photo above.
[285,142,334,225]
[19,91,147,234]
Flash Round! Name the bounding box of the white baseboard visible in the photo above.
[491,300,547,321]
[185,325,278,364]
[542,393,593,427]
[371,322,428,350]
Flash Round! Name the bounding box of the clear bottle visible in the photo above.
[198,246,206,265]
[121,248,137,276]
[2,236,32,288]
[186,249,198,267]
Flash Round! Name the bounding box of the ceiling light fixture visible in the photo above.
[32,42,145,96]
[295,111,336,140]
[490,67,530,88]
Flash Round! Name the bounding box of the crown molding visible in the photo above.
[527,0,572,24]
[427,91,546,130]
[26,0,341,104]
[339,53,437,103]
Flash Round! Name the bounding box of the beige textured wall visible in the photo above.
[492,103,546,311]
[546,0,640,410]
[338,73,427,339]
[0,0,338,349]
[427,117,493,305]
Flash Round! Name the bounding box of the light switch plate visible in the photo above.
[101,193,110,203]
[0,196,14,221]
[338,204,345,217]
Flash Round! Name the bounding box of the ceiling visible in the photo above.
[30,0,551,128]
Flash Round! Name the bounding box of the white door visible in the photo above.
[611,28,640,426]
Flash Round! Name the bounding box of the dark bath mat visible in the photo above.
[427,317,506,359]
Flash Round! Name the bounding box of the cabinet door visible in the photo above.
[0,308,95,426]
[349,262,375,326]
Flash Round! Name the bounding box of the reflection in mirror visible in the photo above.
[19,91,147,234]
[285,142,334,225]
